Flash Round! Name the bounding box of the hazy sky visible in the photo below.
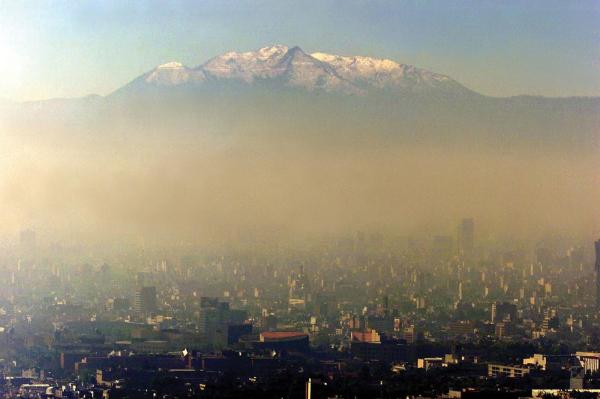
[0,0,599,101]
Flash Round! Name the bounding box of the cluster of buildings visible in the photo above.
[0,227,599,397]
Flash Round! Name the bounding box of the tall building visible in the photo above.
[595,240,600,308]
[198,297,247,348]
[458,218,474,256]
[491,302,517,323]
[134,286,157,315]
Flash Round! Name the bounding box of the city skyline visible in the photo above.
[0,2,600,397]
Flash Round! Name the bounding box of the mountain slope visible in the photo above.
[311,51,468,94]
[111,45,473,97]
[2,45,598,151]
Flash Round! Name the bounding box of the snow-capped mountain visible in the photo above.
[114,45,471,96]
[122,61,206,90]
[4,44,598,151]
[144,62,207,86]
[310,52,458,92]
[201,45,290,82]
[203,45,361,94]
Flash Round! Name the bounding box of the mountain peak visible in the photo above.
[157,61,186,69]
[117,45,470,96]
[277,46,317,66]
[257,45,289,57]
[202,45,291,82]
[141,61,204,87]
[287,45,304,54]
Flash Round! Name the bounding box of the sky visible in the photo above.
[0,0,599,101]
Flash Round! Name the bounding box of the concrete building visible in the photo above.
[487,363,530,378]
[576,351,600,374]
[134,286,157,315]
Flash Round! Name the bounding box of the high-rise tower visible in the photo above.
[134,286,157,315]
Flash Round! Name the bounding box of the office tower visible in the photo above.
[596,240,600,308]
[198,297,247,348]
[134,286,157,315]
[198,299,229,337]
[458,218,474,256]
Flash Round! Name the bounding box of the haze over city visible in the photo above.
[0,1,599,398]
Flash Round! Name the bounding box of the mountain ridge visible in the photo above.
[111,44,476,98]
[3,45,600,103]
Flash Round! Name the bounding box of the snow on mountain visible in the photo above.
[201,45,290,82]
[143,61,206,86]
[271,46,361,94]
[311,52,453,91]
[200,45,361,94]
[117,45,469,96]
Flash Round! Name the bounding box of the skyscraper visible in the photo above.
[134,286,157,315]
[595,240,600,308]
